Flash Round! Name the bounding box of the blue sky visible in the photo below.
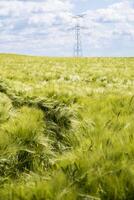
[0,0,134,57]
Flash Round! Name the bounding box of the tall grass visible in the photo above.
[0,55,134,199]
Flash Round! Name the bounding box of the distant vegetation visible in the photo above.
[0,54,134,200]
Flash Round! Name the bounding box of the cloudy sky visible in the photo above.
[0,0,134,56]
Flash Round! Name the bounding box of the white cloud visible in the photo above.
[83,1,134,48]
[0,0,73,16]
[0,0,133,56]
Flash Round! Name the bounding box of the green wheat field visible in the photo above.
[0,54,134,200]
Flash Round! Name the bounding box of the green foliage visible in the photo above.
[0,55,134,199]
[0,93,12,123]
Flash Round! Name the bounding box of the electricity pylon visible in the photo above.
[53,13,87,57]
[73,14,86,57]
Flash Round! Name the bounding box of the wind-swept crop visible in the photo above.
[0,55,134,200]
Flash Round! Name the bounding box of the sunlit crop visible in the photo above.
[0,54,134,200]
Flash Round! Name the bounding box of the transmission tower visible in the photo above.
[53,13,87,57]
[73,14,86,57]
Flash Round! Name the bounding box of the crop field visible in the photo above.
[0,54,134,200]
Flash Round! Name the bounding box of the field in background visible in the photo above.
[0,54,134,200]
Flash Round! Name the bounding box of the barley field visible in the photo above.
[0,54,134,200]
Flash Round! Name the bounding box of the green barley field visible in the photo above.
[0,54,134,200]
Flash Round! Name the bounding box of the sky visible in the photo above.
[0,0,134,57]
